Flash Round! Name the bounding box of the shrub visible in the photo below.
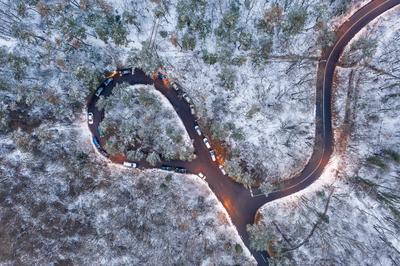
[366,155,387,170]
[382,149,400,163]
[218,67,237,90]
[282,7,308,36]
[182,33,196,50]
[234,243,243,253]
[202,51,218,65]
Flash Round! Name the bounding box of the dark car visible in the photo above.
[100,149,109,158]
[161,165,173,171]
[175,167,187,174]
[158,73,166,80]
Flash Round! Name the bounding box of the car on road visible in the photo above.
[194,125,202,136]
[104,78,112,86]
[123,161,137,168]
[203,137,211,149]
[95,87,104,97]
[219,165,227,175]
[172,83,179,91]
[190,105,195,115]
[209,150,216,161]
[92,137,101,149]
[161,165,173,171]
[197,172,206,180]
[121,69,131,75]
[87,112,94,124]
[175,167,187,174]
[182,93,191,103]
[100,149,109,158]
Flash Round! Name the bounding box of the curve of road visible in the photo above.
[87,1,400,264]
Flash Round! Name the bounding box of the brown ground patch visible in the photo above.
[110,153,126,164]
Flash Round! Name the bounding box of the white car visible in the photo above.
[123,162,137,168]
[203,137,211,149]
[172,83,179,91]
[194,125,202,136]
[209,150,216,162]
[190,105,195,115]
[95,87,104,97]
[198,172,206,180]
[121,69,131,75]
[87,112,94,124]
[182,93,191,103]
[219,165,227,175]
[104,78,112,86]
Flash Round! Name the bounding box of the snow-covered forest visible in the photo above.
[0,130,254,264]
[0,0,254,264]
[97,84,194,164]
[1,0,396,265]
[254,6,400,265]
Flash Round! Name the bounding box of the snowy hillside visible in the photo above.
[255,6,400,265]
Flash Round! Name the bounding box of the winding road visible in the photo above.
[87,0,400,264]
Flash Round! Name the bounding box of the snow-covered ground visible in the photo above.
[256,6,400,265]
[0,129,255,265]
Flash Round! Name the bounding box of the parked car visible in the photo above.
[92,137,101,149]
[100,149,109,158]
[198,172,206,180]
[219,165,227,175]
[190,105,195,115]
[203,137,211,149]
[209,150,216,161]
[95,87,104,97]
[194,125,202,136]
[87,112,94,124]
[172,83,179,91]
[182,93,191,103]
[121,69,131,75]
[158,73,166,80]
[104,78,112,86]
[123,161,137,168]
[175,167,187,174]
[161,165,173,171]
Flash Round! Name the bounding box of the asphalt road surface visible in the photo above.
[86,0,400,264]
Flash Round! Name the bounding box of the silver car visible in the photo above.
[121,69,131,75]
[95,87,104,97]
[104,78,112,86]
[123,162,137,168]
[194,125,202,136]
[190,105,195,115]
[182,93,191,103]
[219,165,226,175]
[209,150,216,162]
[203,137,211,149]
[172,83,179,91]
[198,172,206,180]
